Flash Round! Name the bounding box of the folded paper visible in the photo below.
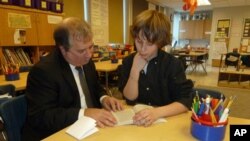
[66,116,98,140]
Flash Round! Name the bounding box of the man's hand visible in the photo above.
[84,108,117,128]
[101,96,124,112]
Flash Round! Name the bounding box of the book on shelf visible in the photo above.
[2,48,33,66]
[14,48,26,65]
[3,48,15,64]
[112,104,167,126]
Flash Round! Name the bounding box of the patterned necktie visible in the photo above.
[75,66,93,108]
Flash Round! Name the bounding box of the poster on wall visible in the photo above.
[242,18,250,38]
[240,38,250,52]
[90,0,109,46]
[215,19,231,38]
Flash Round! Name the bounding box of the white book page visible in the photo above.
[112,109,135,126]
[112,104,167,126]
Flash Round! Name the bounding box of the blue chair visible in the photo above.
[0,84,16,96]
[0,84,16,104]
[0,95,27,141]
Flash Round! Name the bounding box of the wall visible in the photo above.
[62,0,149,45]
[109,0,123,44]
[209,6,250,63]
[64,0,84,20]
[64,0,123,45]
[211,6,250,52]
[133,0,148,21]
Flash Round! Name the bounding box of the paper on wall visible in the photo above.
[242,39,249,46]
[211,42,227,59]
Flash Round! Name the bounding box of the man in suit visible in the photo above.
[22,17,123,140]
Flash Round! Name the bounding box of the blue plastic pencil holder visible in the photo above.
[190,116,227,141]
[5,73,20,81]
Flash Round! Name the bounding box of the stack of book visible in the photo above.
[1,48,32,66]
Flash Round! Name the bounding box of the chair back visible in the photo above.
[0,84,16,97]
[193,88,224,100]
[225,52,240,67]
[0,95,27,141]
[0,84,16,104]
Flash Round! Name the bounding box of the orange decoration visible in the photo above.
[183,0,197,15]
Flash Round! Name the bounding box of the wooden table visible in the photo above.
[0,60,123,92]
[177,52,208,74]
[94,59,122,89]
[43,112,250,141]
[0,72,28,91]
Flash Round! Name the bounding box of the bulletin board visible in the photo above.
[213,19,230,56]
[242,18,250,38]
[212,19,231,66]
[240,18,250,52]
[215,19,231,38]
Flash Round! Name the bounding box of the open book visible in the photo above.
[112,104,167,126]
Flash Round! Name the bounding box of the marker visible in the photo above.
[219,96,236,123]
[198,102,205,116]
[204,95,211,115]
[193,101,199,113]
[196,91,200,104]
[211,98,218,109]
[219,108,229,123]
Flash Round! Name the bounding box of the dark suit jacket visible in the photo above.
[22,48,105,140]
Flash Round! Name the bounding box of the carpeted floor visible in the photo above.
[196,85,250,119]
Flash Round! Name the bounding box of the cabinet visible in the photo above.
[203,19,212,39]
[36,13,60,46]
[0,5,63,68]
[179,19,211,39]
[0,7,38,46]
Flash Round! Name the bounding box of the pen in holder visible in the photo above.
[2,63,20,81]
[190,94,236,141]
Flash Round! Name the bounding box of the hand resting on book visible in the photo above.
[112,104,166,126]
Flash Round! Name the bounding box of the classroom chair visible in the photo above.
[0,84,16,97]
[224,52,241,71]
[0,95,27,141]
[0,84,16,104]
